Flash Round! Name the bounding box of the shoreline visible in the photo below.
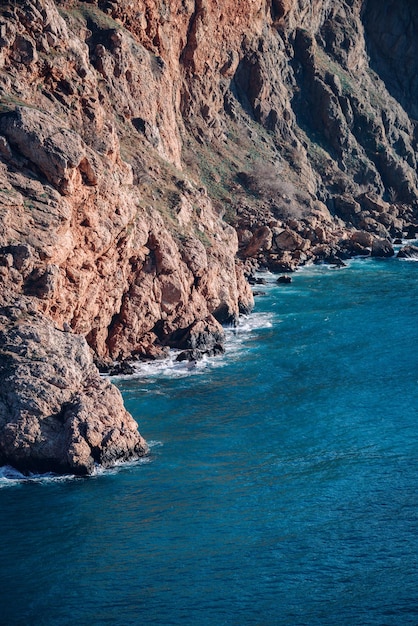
[1,245,415,481]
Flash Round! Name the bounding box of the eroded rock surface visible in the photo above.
[1,0,418,472]
[0,302,148,475]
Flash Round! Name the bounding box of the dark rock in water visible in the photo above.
[95,359,135,375]
[397,245,418,258]
[253,290,267,296]
[108,361,136,376]
[207,343,225,357]
[176,349,204,362]
[347,242,371,257]
[248,275,267,285]
[212,302,239,325]
[277,275,292,284]
[404,224,418,239]
[394,238,403,245]
[167,316,225,351]
[176,342,225,362]
[238,300,253,315]
[268,257,296,273]
[329,257,347,268]
[0,306,148,475]
[316,253,347,267]
[371,238,395,258]
[341,234,372,257]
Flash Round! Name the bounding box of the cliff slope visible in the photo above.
[1,0,417,473]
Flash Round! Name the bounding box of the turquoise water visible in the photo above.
[1,258,418,625]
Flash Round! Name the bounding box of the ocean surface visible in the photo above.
[1,256,418,625]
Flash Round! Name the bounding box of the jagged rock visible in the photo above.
[248,276,267,285]
[0,306,148,475]
[167,316,225,352]
[272,228,308,252]
[277,275,292,284]
[334,196,362,223]
[175,349,204,363]
[106,361,136,376]
[341,240,371,257]
[0,107,99,195]
[397,245,418,259]
[329,257,347,268]
[371,238,395,258]
[243,226,273,257]
[350,231,374,248]
[404,224,418,239]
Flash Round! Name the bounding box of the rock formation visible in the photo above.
[0,0,417,473]
[0,300,148,474]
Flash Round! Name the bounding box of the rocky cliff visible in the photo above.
[1,0,417,473]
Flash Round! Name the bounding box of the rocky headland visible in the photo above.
[1,0,417,473]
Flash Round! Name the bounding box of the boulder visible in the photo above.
[248,275,267,285]
[334,195,362,221]
[243,226,273,257]
[350,230,374,248]
[371,238,394,258]
[176,349,204,362]
[404,224,418,239]
[277,275,292,284]
[397,245,418,259]
[272,227,307,252]
[167,315,225,351]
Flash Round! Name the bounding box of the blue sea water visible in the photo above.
[1,257,418,625]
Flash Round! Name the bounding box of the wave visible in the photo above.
[0,465,80,488]
[111,310,275,383]
[230,311,274,333]
[0,451,157,488]
[90,455,152,478]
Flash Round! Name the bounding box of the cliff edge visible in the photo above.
[1,0,417,473]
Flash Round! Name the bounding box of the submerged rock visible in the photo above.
[0,306,148,475]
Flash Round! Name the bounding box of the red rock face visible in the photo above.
[0,0,255,362]
[1,0,418,472]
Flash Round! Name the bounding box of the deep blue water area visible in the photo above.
[1,257,418,625]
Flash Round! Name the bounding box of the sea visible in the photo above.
[1,255,417,625]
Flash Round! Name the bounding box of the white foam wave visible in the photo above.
[120,352,220,381]
[0,452,155,487]
[90,455,152,478]
[231,312,274,333]
[147,440,164,449]
[110,311,275,383]
[0,465,79,488]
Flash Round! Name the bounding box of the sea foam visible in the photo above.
[0,465,79,488]
[110,309,275,383]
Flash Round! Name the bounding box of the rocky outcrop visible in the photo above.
[0,302,148,475]
[397,245,418,259]
[371,238,394,258]
[1,0,418,472]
